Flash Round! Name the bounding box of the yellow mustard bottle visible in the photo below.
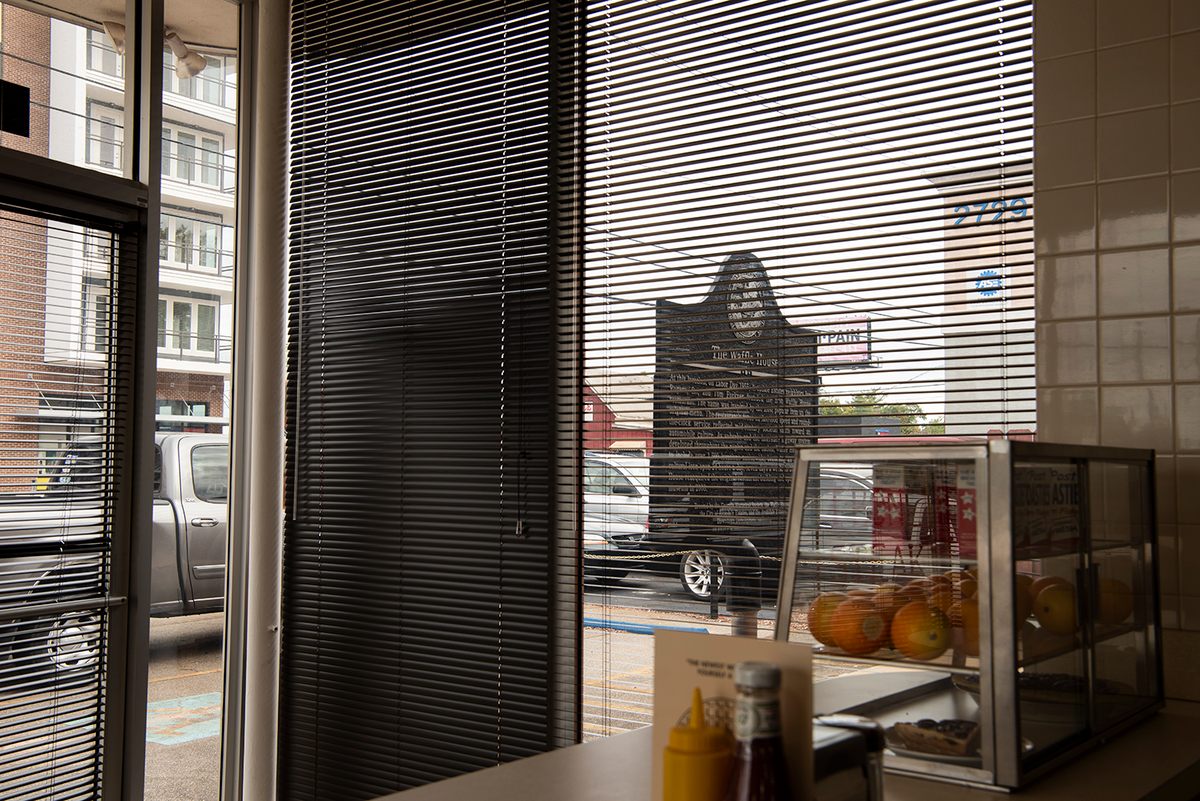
[664,687,733,801]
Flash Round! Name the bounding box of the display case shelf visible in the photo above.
[775,441,1163,790]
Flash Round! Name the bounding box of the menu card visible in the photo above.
[653,630,813,800]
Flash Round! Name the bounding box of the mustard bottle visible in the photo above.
[663,687,733,801]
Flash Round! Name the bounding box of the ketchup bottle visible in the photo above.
[724,662,790,801]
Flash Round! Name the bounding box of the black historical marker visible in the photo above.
[650,252,820,550]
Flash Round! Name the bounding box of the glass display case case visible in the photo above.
[775,441,1162,789]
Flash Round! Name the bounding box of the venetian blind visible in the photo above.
[282,2,582,799]
[0,198,138,799]
[581,0,1034,737]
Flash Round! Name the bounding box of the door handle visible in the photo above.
[190,517,219,527]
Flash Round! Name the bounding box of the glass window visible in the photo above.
[172,301,192,350]
[175,132,196,181]
[175,219,193,264]
[157,300,167,348]
[86,29,122,77]
[93,294,110,351]
[200,138,221,187]
[86,103,123,169]
[196,305,216,352]
[191,444,229,503]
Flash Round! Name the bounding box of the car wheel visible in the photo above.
[679,549,726,601]
[43,610,102,674]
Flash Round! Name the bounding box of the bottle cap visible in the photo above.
[666,687,730,753]
[733,661,781,689]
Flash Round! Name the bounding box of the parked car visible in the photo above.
[582,513,647,583]
[0,433,228,678]
[645,467,875,602]
[583,451,649,525]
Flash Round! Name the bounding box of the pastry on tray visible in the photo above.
[888,718,980,757]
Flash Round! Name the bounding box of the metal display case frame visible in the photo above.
[774,440,1163,789]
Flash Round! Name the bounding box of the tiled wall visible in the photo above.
[1034,0,1200,700]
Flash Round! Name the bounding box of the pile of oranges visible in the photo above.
[806,571,977,661]
[806,570,1135,661]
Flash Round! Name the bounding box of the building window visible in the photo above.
[85,101,123,169]
[162,124,225,189]
[158,295,220,357]
[86,29,122,77]
[164,50,236,108]
[160,211,227,272]
[83,287,112,353]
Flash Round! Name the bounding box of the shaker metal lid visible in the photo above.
[733,661,780,689]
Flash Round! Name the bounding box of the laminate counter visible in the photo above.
[373,700,1200,801]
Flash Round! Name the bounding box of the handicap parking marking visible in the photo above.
[146,691,222,746]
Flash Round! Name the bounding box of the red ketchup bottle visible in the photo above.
[724,661,791,801]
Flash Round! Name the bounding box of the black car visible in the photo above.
[642,468,874,602]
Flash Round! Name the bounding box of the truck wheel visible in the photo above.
[679,549,725,601]
[42,610,102,674]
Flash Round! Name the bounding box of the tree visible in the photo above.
[819,389,945,435]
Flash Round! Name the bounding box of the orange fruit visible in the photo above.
[896,583,929,606]
[929,584,956,613]
[847,588,876,600]
[806,592,847,646]
[929,574,952,587]
[1096,578,1134,625]
[891,600,951,661]
[830,599,888,656]
[1030,575,1070,600]
[1034,583,1078,635]
[950,597,981,657]
[874,585,907,621]
[960,578,978,600]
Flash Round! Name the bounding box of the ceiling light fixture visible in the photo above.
[164,30,208,79]
[101,21,126,56]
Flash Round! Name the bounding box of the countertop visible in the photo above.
[373,700,1200,801]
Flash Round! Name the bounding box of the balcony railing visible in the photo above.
[157,332,232,365]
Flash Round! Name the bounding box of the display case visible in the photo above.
[774,441,1162,789]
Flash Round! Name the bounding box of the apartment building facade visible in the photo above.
[0,5,234,490]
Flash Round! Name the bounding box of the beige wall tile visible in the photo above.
[1040,320,1099,384]
[1176,384,1200,450]
[1100,384,1174,450]
[1099,0,1169,45]
[1039,254,1097,319]
[1098,177,1171,248]
[1172,102,1200,170]
[1098,248,1171,314]
[1098,40,1171,113]
[1164,630,1200,699]
[1098,108,1170,179]
[1037,185,1097,253]
[1179,525,1200,595]
[1175,245,1200,310]
[1037,386,1100,442]
[1160,522,1180,595]
[1178,456,1200,525]
[1099,316,1172,382]
[1175,313,1200,379]
[1183,596,1200,629]
[1174,0,1200,33]
[1036,119,1096,188]
[1158,455,1178,524]
[1037,53,1097,123]
[1173,31,1200,101]
[1163,593,1180,628]
[1172,170,1200,240]
[1037,0,1097,59]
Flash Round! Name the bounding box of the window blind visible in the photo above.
[581,0,1033,737]
[0,200,137,800]
[283,2,582,799]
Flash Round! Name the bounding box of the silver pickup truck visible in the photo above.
[0,433,228,676]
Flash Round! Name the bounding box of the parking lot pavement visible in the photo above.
[144,613,225,801]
